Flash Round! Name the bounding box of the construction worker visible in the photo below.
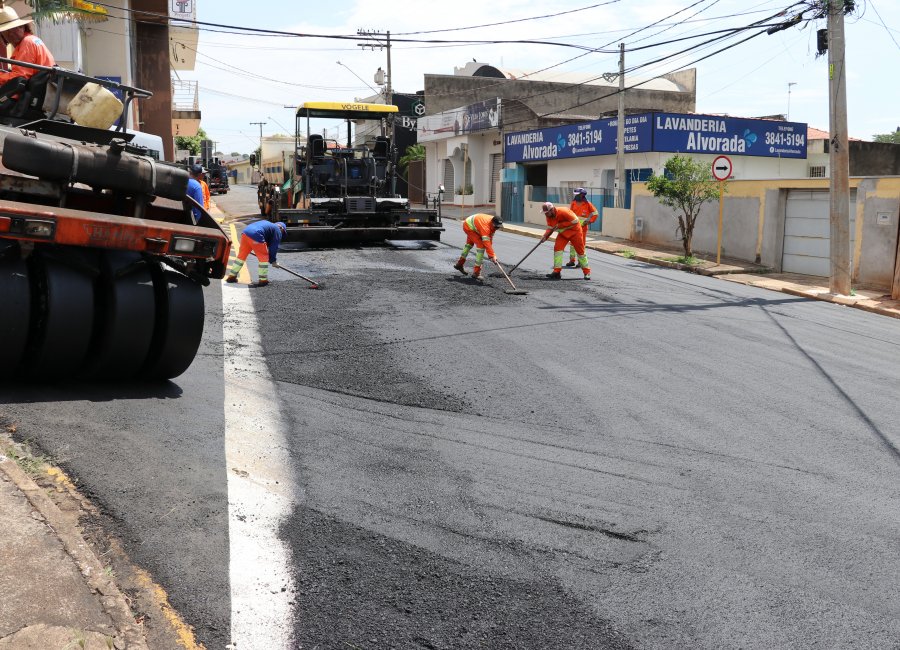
[540,202,590,280]
[225,220,287,287]
[190,164,211,210]
[566,187,598,268]
[185,170,204,224]
[454,213,502,280]
[0,4,54,86]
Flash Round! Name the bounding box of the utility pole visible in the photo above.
[250,121,265,180]
[358,29,395,192]
[827,0,851,295]
[357,29,392,100]
[615,43,625,208]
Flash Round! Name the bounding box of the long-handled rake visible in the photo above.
[494,260,528,295]
[248,251,321,289]
[272,262,320,289]
[508,231,553,276]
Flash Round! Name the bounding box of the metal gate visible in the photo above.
[489,154,502,203]
[782,189,856,276]
[500,181,524,222]
[442,159,454,195]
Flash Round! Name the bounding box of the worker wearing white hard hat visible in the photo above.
[0,2,54,87]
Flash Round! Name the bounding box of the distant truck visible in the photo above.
[206,160,229,195]
[273,102,442,244]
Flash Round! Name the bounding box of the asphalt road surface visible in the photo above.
[3,184,899,649]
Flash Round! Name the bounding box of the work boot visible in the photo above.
[256,279,269,287]
[225,275,238,283]
[472,266,483,281]
[565,260,577,267]
[583,273,591,280]
[546,271,562,280]
[453,260,468,275]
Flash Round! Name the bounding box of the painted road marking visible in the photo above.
[223,286,297,649]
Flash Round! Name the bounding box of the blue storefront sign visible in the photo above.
[504,112,807,163]
[652,113,806,158]
[505,114,652,163]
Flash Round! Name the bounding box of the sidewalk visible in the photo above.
[497,220,900,320]
[0,435,148,649]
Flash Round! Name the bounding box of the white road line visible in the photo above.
[223,284,297,649]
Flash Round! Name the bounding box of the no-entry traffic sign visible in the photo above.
[712,155,732,181]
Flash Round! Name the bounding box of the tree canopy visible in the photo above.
[174,128,208,157]
[646,155,723,258]
[873,129,900,144]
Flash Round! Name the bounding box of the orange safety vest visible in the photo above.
[570,199,598,225]
[545,206,580,233]
[463,213,497,258]
[0,34,55,84]
[201,180,211,210]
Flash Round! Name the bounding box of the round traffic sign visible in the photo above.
[712,155,732,181]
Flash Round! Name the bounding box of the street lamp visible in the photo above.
[787,82,797,120]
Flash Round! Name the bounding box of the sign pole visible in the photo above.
[716,182,724,265]
[711,155,732,265]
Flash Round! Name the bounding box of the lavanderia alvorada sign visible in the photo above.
[504,112,807,162]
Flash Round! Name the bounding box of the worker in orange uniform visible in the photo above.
[191,165,211,210]
[566,187,598,268]
[453,213,503,280]
[540,202,590,280]
[0,4,54,112]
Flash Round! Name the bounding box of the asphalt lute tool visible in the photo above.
[495,260,528,295]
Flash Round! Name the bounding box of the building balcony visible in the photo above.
[172,79,200,137]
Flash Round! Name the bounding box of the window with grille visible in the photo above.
[809,165,826,178]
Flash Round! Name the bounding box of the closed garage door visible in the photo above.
[489,153,502,203]
[782,190,855,276]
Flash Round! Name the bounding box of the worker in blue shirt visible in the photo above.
[225,220,287,287]
[185,163,205,224]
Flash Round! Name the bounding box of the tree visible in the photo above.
[873,128,900,144]
[397,144,425,178]
[174,128,208,157]
[646,155,722,258]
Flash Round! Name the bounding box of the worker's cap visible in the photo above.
[0,5,33,32]
[190,163,203,175]
[491,216,503,228]
[541,202,555,213]
[276,221,287,235]
[573,187,587,196]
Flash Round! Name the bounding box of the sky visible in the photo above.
[179,0,900,156]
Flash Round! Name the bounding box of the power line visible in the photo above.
[867,0,900,50]
[392,0,623,35]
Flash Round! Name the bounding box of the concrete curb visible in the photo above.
[0,448,148,650]
[495,223,900,320]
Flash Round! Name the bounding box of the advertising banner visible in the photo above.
[418,98,501,142]
[504,114,652,163]
[652,113,806,158]
[504,112,808,163]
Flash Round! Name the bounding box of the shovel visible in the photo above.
[494,260,528,295]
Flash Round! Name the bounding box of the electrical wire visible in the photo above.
[392,0,623,35]
[866,0,900,51]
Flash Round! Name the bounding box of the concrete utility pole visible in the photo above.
[615,43,626,208]
[357,30,392,106]
[250,121,265,161]
[827,0,851,295]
